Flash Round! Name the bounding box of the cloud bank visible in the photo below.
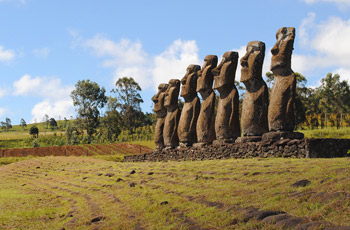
[13,75,75,122]
[296,13,350,82]
[83,35,201,90]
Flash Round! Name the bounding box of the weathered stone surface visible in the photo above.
[213,51,240,141]
[178,65,201,146]
[163,79,181,149]
[268,27,296,132]
[240,41,269,136]
[235,136,262,143]
[196,55,217,144]
[124,138,350,162]
[152,83,168,150]
[262,131,304,141]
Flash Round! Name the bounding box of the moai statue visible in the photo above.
[163,79,181,149]
[263,27,304,140]
[195,55,218,147]
[212,51,241,144]
[152,83,168,150]
[238,41,269,142]
[178,65,201,147]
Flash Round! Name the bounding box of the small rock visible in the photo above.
[105,173,114,177]
[296,221,334,230]
[129,182,136,187]
[130,170,136,174]
[262,214,293,224]
[292,179,311,187]
[276,217,308,228]
[90,216,104,224]
[160,201,169,205]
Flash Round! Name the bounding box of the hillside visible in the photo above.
[1,157,349,229]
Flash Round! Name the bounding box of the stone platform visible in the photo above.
[123,138,350,162]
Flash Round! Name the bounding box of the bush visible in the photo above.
[32,139,40,148]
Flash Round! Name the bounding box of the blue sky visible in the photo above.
[1,0,350,125]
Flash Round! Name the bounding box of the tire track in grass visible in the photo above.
[16,159,148,229]
[10,167,106,228]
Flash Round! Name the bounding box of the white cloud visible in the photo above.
[84,34,151,88]
[333,67,350,82]
[301,0,350,9]
[152,39,201,90]
[82,34,202,91]
[0,108,7,117]
[13,74,74,122]
[13,74,73,100]
[294,13,350,81]
[31,100,74,123]
[33,47,50,58]
[0,89,8,98]
[0,46,15,62]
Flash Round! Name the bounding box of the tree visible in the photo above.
[43,114,49,129]
[111,77,144,132]
[70,79,107,143]
[5,117,12,131]
[30,126,39,138]
[20,118,27,130]
[49,118,58,130]
[317,73,350,128]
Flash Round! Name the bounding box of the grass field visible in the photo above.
[1,156,350,229]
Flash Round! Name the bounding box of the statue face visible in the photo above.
[152,83,168,113]
[164,79,180,108]
[213,51,238,90]
[197,55,218,93]
[270,27,295,74]
[180,64,201,98]
[240,41,265,83]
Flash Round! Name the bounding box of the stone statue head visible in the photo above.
[197,55,218,93]
[164,79,181,109]
[152,83,168,114]
[240,41,265,83]
[181,64,201,99]
[270,27,295,75]
[213,51,239,90]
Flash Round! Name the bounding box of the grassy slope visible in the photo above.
[0,156,349,229]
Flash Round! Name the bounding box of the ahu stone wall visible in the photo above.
[124,138,350,162]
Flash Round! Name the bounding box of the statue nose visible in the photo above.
[271,42,279,55]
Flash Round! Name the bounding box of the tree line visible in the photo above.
[68,77,153,144]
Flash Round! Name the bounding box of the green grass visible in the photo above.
[0,156,349,229]
[129,140,156,149]
[298,126,350,138]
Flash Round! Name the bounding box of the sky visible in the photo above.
[1,0,350,125]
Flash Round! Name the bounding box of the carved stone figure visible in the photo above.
[268,27,296,132]
[240,41,269,138]
[213,51,240,143]
[163,79,181,149]
[195,55,217,145]
[152,83,168,150]
[178,65,201,147]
